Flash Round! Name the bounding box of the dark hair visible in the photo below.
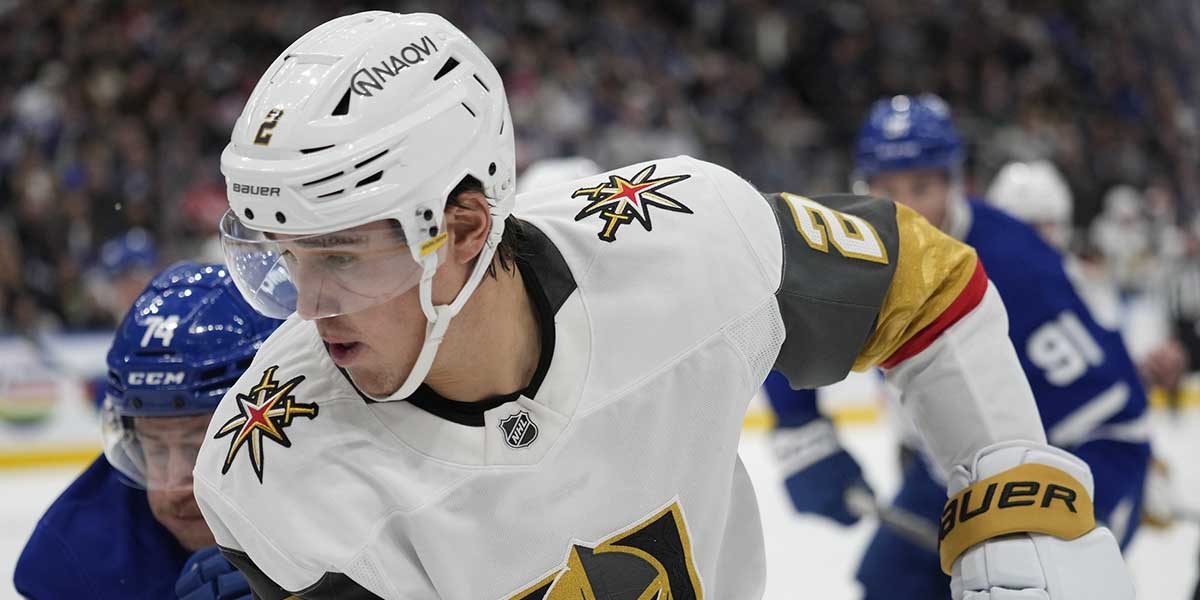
[446,176,525,278]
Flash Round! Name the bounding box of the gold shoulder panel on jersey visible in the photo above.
[852,203,979,371]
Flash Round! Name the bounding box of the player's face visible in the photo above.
[137,414,215,552]
[868,169,951,229]
[274,220,423,320]
[312,196,487,397]
[312,282,432,395]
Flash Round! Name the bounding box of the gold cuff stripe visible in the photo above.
[852,203,979,371]
[938,463,1096,574]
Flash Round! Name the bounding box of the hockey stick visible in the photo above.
[845,485,940,553]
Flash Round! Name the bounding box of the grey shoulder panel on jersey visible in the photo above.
[221,547,383,600]
[765,193,899,388]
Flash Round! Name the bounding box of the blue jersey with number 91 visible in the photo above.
[965,200,1148,538]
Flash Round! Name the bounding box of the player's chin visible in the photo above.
[165,515,217,552]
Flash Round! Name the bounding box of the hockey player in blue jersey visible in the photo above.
[765,94,1151,600]
[13,262,281,600]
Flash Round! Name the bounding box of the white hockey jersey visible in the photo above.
[193,155,1044,599]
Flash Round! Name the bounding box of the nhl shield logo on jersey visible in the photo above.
[499,410,538,449]
[213,365,317,483]
[571,164,692,242]
[507,500,703,600]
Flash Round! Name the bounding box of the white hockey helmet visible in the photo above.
[218,11,515,400]
[987,160,1073,225]
[1101,184,1143,221]
[986,160,1073,248]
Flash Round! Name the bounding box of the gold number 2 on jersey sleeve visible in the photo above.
[780,192,889,264]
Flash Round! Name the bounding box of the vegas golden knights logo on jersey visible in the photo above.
[571,164,692,243]
[507,500,703,600]
[213,365,316,483]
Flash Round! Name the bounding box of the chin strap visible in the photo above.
[378,212,508,402]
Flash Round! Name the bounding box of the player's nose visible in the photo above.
[163,446,196,490]
[292,270,339,320]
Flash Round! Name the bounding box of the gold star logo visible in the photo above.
[572,164,692,242]
[214,366,316,483]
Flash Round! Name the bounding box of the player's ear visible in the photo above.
[444,191,491,266]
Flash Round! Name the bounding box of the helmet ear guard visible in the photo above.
[219,12,517,401]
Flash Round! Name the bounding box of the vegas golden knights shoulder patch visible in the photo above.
[213,365,317,483]
[507,500,703,600]
[571,164,692,243]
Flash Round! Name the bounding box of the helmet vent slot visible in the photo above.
[301,145,335,154]
[198,366,225,380]
[303,171,344,187]
[332,88,352,116]
[355,149,388,169]
[317,189,344,199]
[472,73,490,92]
[197,381,233,394]
[461,102,476,118]
[356,171,384,187]
[433,57,460,81]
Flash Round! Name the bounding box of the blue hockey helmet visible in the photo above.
[101,262,282,489]
[98,228,158,276]
[854,94,963,180]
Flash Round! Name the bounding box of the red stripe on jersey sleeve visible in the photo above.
[880,260,988,369]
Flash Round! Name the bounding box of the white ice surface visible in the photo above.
[2,412,1197,599]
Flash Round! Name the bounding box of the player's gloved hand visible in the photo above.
[944,441,1134,600]
[176,545,253,600]
[770,418,869,525]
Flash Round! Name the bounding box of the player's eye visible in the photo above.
[322,254,357,270]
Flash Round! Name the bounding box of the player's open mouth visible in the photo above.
[326,341,363,366]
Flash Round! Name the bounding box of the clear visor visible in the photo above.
[101,396,208,492]
[219,210,431,319]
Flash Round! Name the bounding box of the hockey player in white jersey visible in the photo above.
[196,11,1134,599]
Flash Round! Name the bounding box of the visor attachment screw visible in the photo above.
[131,397,143,409]
[488,162,497,176]
[429,226,439,236]
[243,208,255,220]
[173,396,187,409]
[275,211,287,224]
[423,209,434,221]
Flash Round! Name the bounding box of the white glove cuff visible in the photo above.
[946,440,1095,503]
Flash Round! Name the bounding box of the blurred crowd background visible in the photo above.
[0,0,1197,342]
